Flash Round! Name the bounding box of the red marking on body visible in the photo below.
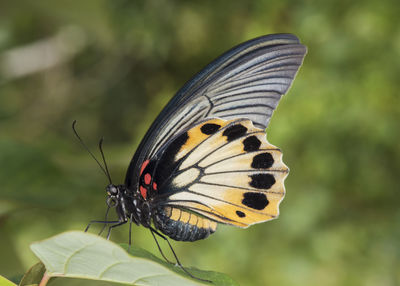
[144,173,151,185]
[153,182,157,190]
[139,186,147,199]
[140,160,150,175]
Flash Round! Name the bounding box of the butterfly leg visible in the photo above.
[98,205,112,235]
[106,220,127,240]
[128,213,133,252]
[85,220,120,233]
[149,228,175,264]
[149,226,211,283]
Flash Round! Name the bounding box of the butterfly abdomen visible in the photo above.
[153,206,217,241]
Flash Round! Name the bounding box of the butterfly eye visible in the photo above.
[106,184,118,196]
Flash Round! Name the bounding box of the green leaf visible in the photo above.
[19,262,46,286]
[0,275,17,286]
[120,244,238,286]
[30,231,238,286]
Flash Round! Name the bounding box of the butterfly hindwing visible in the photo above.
[151,118,288,228]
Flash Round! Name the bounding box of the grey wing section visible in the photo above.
[149,34,306,157]
[125,34,306,188]
[202,42,306,129]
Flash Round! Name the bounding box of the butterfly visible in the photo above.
[82,33,306,280]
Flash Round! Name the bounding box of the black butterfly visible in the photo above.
[78,33,306,281]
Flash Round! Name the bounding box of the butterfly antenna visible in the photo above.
[72,120,109,180]
[99,137,113,184]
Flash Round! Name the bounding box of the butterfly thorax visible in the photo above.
[107,184,152,227]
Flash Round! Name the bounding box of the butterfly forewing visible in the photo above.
[125,34,306,192]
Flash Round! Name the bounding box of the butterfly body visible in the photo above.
[98,34,306,246]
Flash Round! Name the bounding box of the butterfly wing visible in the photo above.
[125,34,306,191]
[142,118,288,228]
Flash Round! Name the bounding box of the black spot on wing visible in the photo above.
[236,210,246,218]
[200,123,221,135]
[250,173,276,189]
[242,192,269,210]
[251,152,274,169]
[243,135,261,152]
[223,124,247,141]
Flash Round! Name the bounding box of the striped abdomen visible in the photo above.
[153,206,217,242]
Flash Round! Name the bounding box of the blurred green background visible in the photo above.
[1,0,399,285]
